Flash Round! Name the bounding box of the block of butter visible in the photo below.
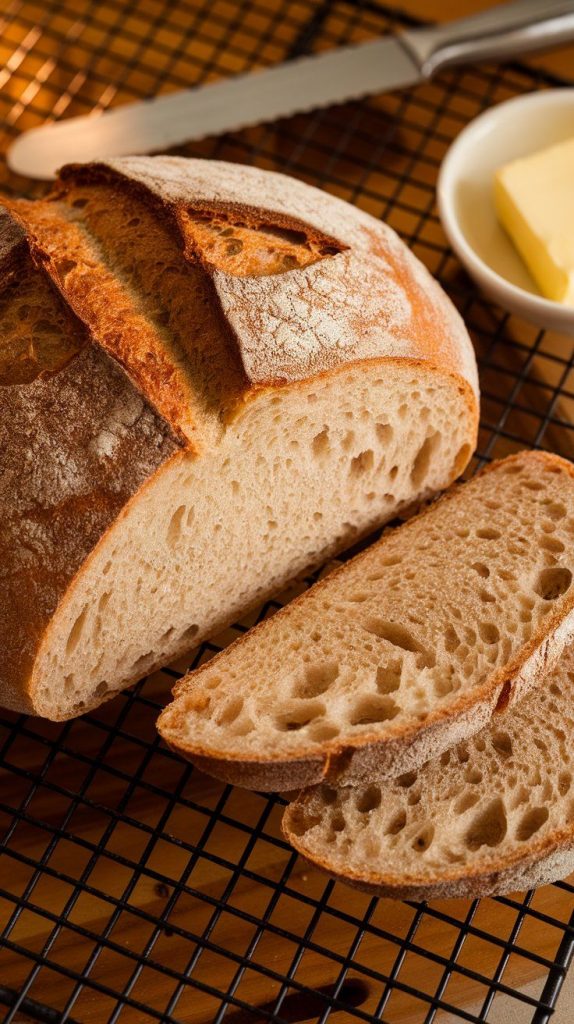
[494,137,574,306]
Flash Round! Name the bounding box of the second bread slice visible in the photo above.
[158,451,574,790]
[283,645,574,899]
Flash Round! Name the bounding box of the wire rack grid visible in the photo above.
[2,1,574,1022]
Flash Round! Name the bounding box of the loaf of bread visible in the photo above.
[284,643,574,899]
[158,452,574,791]
[3,157,477,719]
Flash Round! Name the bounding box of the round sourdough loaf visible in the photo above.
[2,157,478,719]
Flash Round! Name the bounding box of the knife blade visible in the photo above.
[7,0,574,181]
[7,37,419,181]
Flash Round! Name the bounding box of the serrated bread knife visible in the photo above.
[8,0,574,181]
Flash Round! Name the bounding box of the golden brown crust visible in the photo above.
[159,452,574,792]
[0,210,181,712]
[0,207,27,279]
[56,158,479,401]
[0,343,181,713]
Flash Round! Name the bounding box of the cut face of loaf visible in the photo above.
[284,645,574,900]
[2,157,478,719]
[34,363,469,718]
[158,452,574,791]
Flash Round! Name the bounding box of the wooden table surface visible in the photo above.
[2,3,574,1023]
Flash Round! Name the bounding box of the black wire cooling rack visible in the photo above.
[2,1,574,1021]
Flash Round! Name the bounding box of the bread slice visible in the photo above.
[284,644,574,899]
[2,157,477,720]
[158,451,574,791]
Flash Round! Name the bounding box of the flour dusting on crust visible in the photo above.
[66,157,478,397]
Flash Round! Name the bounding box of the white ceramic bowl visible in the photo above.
[437,89,574,335]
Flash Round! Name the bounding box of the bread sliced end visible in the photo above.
[283,646,574,899]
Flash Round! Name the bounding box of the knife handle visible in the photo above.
[401,0,574,78]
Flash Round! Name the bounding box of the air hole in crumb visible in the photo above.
[66,606,88,655]
[455,791,479,814]
[479,589,496,604]
[350,449,374,477]
[331,813,346,834]
[130,650,154,676]
[534,567,572,601]
[544,501,567,521]
[350,695,398,726]
[539,534,565,554]
[293,661,339,699]
[321,786,338,805]
[180,623,199,646]
[380,555,402,568]
[472,562,490,578]
[356,786,381,813]
[434,673,455,697]
[465,798,507,850]
[288,810,320,837]
[477,527,501,540]
[217,697,243,726]
[559,772,572,796]
[167,504,186,547]
[454,442,472,477]
[492,731,513,758]
[444,625,459,653]
[275,701,325,731]
[231,716,255,737]
[412,825,434,852]
[309,722,340,741]
[364,619,434,667]
[456,743,470,763]
[159,626,175,645]
[516,806,549,842]
[411,431,440,487]
[479,622,499,645]
[312,428,329,458]
[376,423,393,446]
[375,662,401,694]
[397,771,417,788]
[341,430,355,453]
[386,810,407,834]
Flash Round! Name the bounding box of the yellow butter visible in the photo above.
[494,138,574,306]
